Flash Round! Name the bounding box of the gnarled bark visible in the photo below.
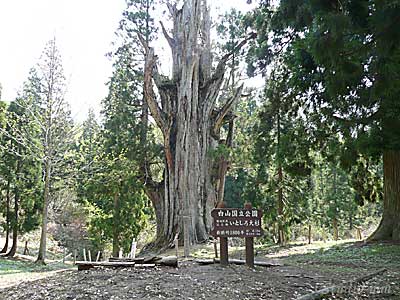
[141,0,251,247]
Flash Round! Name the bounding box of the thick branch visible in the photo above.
[143,47,167,132]
[213,84,244,136]
[138,32,171,93]
[137,33,149,52]
[166,2,177,16]
[207,32,257,87]
[160,21,175,48]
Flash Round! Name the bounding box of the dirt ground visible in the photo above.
[1,242,399,300]
[0,260,398,300]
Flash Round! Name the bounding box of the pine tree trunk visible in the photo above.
[277,165,285,245]
[333,218,339,241]
[36,158,51,263]
[277,109,285,245]
[349,213,353,230]
[332,167,338,241]
[0,180,11,254]
[368,150,400,241]
[112,192,120,257]
[142,0,247,247]
[5,191,19,257]
[23,241,29,255]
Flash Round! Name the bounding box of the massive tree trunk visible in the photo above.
[141,0,248,247]
[0,180,11,254]
[368,150,400,241]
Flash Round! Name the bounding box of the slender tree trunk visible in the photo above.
[333,218,339,241]
[349,213,353,230]
[0,180,11,254]
[368,150,400,241]
[308,224,312,244]
[276,109,285,245]
[23,241,29,255]
[332,166,338,241]
[277,165,285,245]
[112,192,120,257]
[36,158,51,263]
[5,191,19,257]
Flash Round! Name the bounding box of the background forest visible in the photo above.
[1,0,397,262]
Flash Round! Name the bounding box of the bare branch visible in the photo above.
[137,33,149,53]
[214,32,257,79]
[213,83,244,135]
[160,21,175,48]
[166,1,177,16]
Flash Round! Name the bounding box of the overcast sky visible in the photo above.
[0,0,256,122]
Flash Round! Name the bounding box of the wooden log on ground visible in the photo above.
[153,256,178,267]
[109,257,145,263]
[76,261,136,271]
[108,256,178,267]
[195,258,282,267]
[76,261,156,271]
[296,268,387,300]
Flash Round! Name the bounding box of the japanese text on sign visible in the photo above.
[211,208,263,238]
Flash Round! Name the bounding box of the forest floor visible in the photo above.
[0,240,399,300]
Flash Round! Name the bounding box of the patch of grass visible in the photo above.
[285,242,400,270]
[0,257,73,276]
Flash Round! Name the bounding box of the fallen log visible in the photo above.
[110,256,178,267]
[76,261,136,271]
[75,261,157,271]
[296,268,387,300]
[152,256,178,267]
[109,257,145,263]
[195,258,282,267]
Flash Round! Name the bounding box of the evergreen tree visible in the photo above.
[24,38,76,263]
[0,88,43,256]
[251,62,312,244]
[252,0,400,241]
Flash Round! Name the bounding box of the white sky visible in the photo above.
[0,0,257,122]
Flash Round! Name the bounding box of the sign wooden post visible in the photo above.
[217,202,228,266]
[244,203,254,268]
[211,202,263,268]
[220,235,229,266]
